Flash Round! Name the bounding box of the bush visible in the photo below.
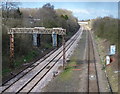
[91,17,119,52]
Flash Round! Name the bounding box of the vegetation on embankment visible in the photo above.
[89,17,119,52]
[89,17,119,92]
[2,2,80,77]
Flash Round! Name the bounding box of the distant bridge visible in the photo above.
[78,21,88,25]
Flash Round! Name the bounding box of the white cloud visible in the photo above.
[67,8,118,20]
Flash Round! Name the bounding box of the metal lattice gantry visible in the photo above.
[8,27,66,35]
[8,27,66,69]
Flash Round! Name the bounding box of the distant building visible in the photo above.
[78,21,88,25]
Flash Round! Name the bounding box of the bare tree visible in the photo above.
[2,0,20,20]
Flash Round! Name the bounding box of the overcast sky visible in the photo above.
[19,2,118,20]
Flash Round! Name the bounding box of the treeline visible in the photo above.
[2,2,80,75]
[20,4,79,33]
[90,17,119,52]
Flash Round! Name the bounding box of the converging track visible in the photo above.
[1,27,83,93]
[87,29,100,93]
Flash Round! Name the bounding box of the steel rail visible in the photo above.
[87,29,100,93]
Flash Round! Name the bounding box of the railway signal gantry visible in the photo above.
[8,27,66,69]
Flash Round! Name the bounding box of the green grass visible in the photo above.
[59,61,76,81]
[2,69,12,76]
[2,50,39,76]
[14,50,39,67]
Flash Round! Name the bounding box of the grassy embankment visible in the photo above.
[89,17,119,92]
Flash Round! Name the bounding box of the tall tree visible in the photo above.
[14,8,22,18]
[37,3,57,27]
[42,3,54,10]
[2,0,20,20]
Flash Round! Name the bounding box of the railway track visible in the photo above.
[2,48,57,85]
[86,27,113,93]
[87,29,100,93]
[1,27,83,93]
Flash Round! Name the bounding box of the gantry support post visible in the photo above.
[10,34,14,68]
[62,35,66,69]
[37,34,41,47]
